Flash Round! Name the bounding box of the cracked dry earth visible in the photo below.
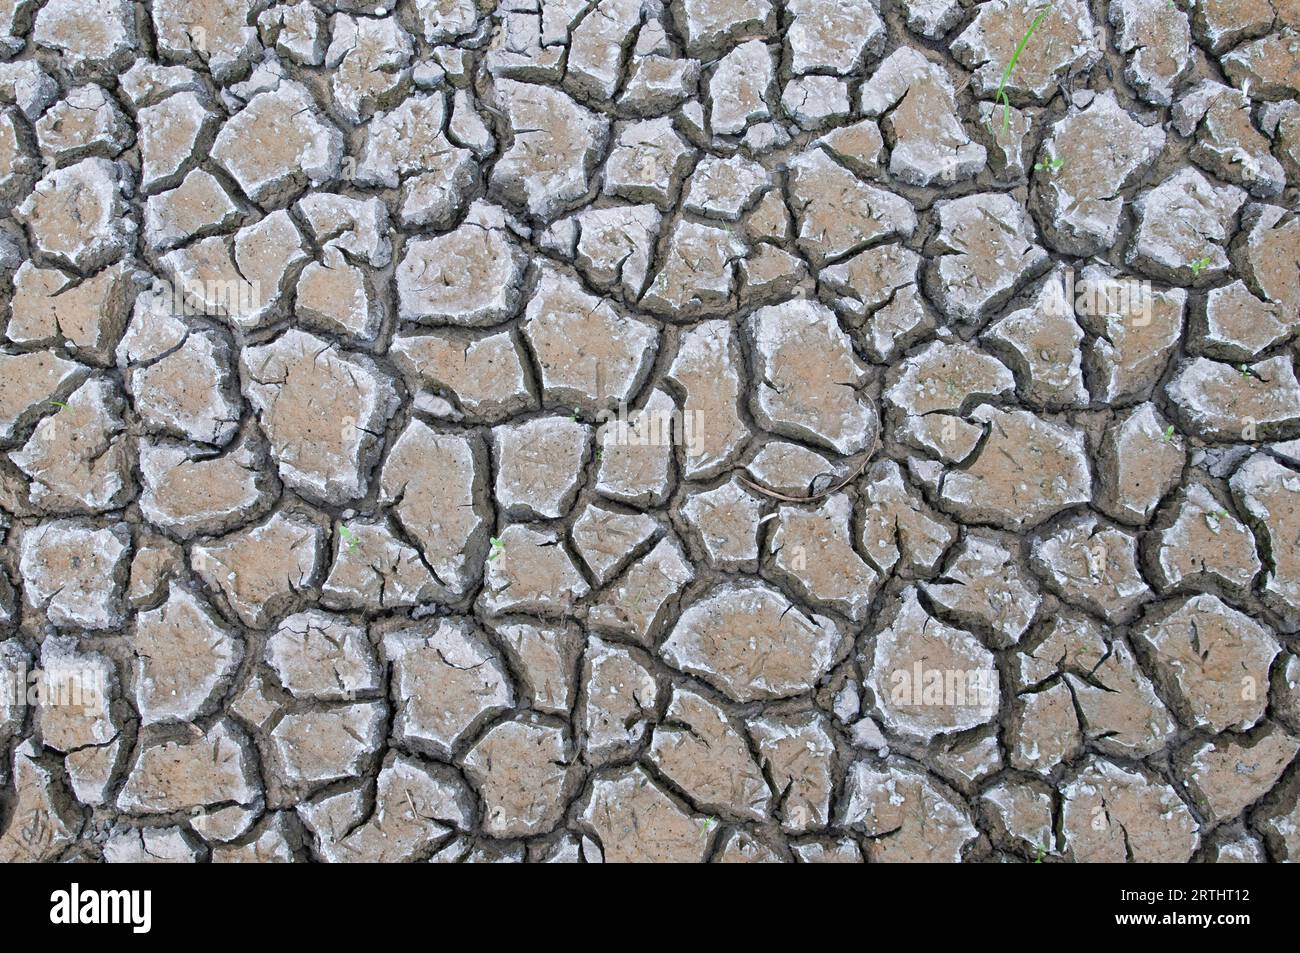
[0,0,1298,867]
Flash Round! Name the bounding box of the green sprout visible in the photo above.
[1239,363,1253,379]
[569,407,580,422]
[699,818,715,838]
[1204,510,1228,534]
[1189,256,1211,276]
[1033,843,1047,863]
[1034,157,1064,173]
[48,400,69,410]
[992,4,1053,133]
[1161,424,1175,443]
[338,524,360,552]
[488,536,506,562]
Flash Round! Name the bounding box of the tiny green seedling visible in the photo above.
[991,4,1053,133]
[1033,843,1047,863]
[700,818,715,838]
[338,525,359,552]
[1189,256,1211,276]
[1034,157,1064,173]
[488,536,506,562]
[48,400,69,410]
[569,407,580,422]
[1239,363,1253,379]
[1161,424,1175,443]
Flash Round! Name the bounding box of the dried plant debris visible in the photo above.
[0,0,1297,865]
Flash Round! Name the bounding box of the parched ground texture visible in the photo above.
[0,0,1298,865]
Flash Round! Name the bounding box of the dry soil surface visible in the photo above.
[0,0,1299,863]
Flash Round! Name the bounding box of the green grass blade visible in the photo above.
[995,4,1053,133]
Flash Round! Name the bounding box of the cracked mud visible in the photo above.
[0,0,1299,864]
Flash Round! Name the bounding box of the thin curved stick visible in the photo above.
[737,454,874,503]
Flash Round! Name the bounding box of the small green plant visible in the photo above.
[47,400,69,410]
[1189,256,1211,276]
[488,536,506,562]
[1239,363,1253,379]
[1033,843,1047,863]
[338,524,360,552]
[1204,510,1228,534]
[1034,157,1064,173]
[1161,424,1175,443]
[699,818,715,838]
[569,407,580,422]
[992,5,1053,133]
